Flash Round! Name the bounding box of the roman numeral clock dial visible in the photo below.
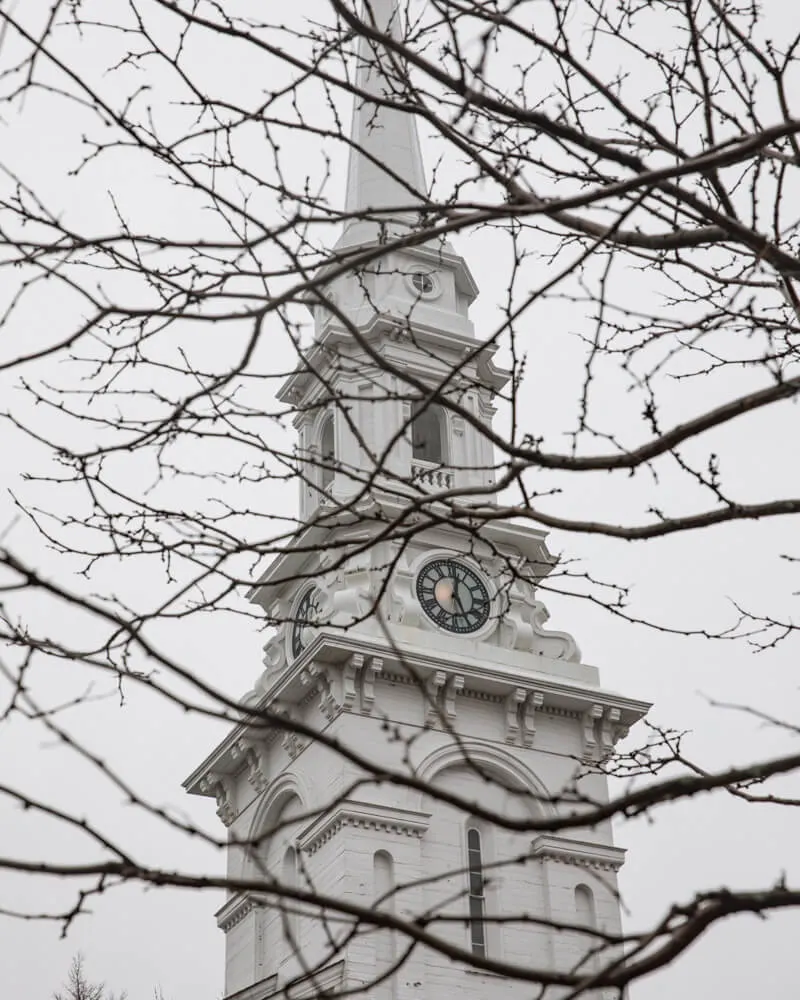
[290,584,322,660]
[415,558,491,634]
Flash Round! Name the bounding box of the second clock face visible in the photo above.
[416,558,491,634]
[291,585,322,659]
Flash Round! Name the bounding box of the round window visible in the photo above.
[406,270,440,299]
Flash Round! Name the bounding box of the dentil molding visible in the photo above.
[531,834,626,872]
[298,800,431,856]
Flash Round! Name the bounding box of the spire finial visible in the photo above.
[338,0,427,247]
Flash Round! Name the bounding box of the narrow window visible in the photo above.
[282,846,298,940]
[283,845,297,885]
[319,415,335,489]
[373,850,395,905]
[467,827,486,957]
[373,851,397,998]
[411,401,444,465]
[575,884,596,928]
[574,884,597,971]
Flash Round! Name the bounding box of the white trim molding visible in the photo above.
[283,960,345,999]
[298,800,431,855]
[220,962,344,1000]
[222,973,278,1000]
[531,835,626,872]
[216,890,269,932]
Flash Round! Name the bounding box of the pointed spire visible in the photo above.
[338,0,427,247]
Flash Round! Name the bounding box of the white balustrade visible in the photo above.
[411,461,455,490]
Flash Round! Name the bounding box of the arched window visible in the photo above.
[411,401,445,465]
[574,883,597,928]
[373,850,395,904]
[319,414,335,489]
[466,827,487,957]
[573,884,597,971]
[253,792,304,976]
[373,851,397,998]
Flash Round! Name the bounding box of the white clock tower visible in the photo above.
[184,3,650,999]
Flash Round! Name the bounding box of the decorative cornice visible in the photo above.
[363,656,383,713]
[583,703,630,762]
[504,687,526,743]
[424,670,447,727]
[222,973,279,1000]
[281,633,646,721]
[184,630,649,797]
[215,890,268,932]
[381,668,414,686]
[522,690,544,748]
[540,704,581,719]
[531,835,626,872]
[298,800,431,856]
[199,771,236,827]
[282,960,345,1000]
[231,738,268,795]
[282,729,306,761]
[444,673,464,720]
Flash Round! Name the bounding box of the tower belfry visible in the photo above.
[184,4,649,998]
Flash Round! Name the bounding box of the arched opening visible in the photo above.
[374,850,395,904]
[419,759,546,964]
[574,883,597,928]
[416,743,554,818]
[466,826,487,957]
[411,401,445,465]
[573,883,598,972]
[319,414,335,489]
[373,851,397,998]
[250,792,304,976]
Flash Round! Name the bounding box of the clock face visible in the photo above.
[416,559,491,634]
[290,585,322,659]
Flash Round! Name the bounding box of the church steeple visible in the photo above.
[284,4,497,517]
[338,0,428,248]
[183,9,650,1000]
[309,0,479,354]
